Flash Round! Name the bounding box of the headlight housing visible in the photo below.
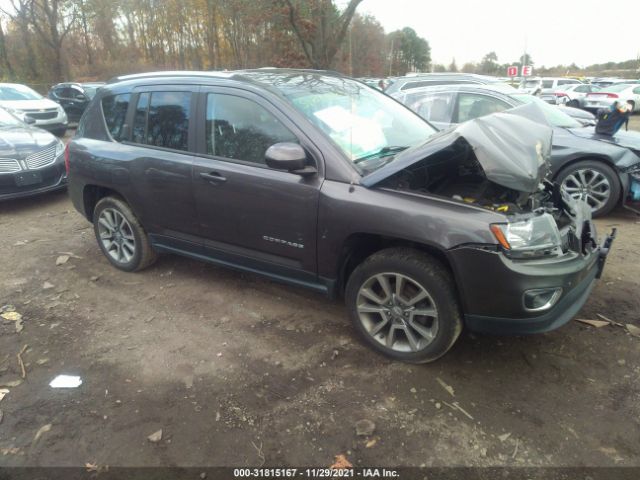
[491,213,562,258]
[625,161,640,181]
[55,139,65,157]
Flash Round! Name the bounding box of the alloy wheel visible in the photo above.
[97,208,136,264]
[561,168,611,212]
[356,273,439,353]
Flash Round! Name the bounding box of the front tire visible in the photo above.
[345,248,462,363]
[556,160,620,217]
[93,196,157,272]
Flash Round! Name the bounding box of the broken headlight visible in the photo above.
[490,213,562,258]
[626,163,640,181]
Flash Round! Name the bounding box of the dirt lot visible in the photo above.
[1,125,640,470]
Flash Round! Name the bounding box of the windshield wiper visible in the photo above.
[353,146,409,164]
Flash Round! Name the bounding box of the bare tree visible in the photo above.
[284,0,364,69]
[1,0,39,78]
[0,18,14,77]
[29,0,77,81]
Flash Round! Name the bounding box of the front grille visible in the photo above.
[25,144,57,169]
[22,109,58,120]
[0,158,21,173]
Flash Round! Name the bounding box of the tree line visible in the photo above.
[0,0,431,86]
[444,52,639,79]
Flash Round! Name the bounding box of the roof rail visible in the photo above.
[107,70,235,84]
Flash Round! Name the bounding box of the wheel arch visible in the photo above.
[336,233,458,298]
[552,154,618,177]
[82,185,131,221]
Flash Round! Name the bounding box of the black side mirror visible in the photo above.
[265,142,316,176]
[23,115,36,125]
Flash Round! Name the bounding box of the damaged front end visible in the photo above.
[364,103,600,258]
[621,161,640,214]
[363,104,616,333]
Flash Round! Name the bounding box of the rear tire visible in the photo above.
[567,99,579,108]
[93,196,157,272]
[555,160,620,217]
[345,248,462,363]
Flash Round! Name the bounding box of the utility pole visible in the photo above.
[348,24,353,77]
[388,36,394,77]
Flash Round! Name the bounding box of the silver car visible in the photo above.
[0,83,68,137]
[540,83,601,108]
[519,77,582,96]
[584,83,640,113]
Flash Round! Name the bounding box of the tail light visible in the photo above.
[555,92,568,97]
[64,143,70,175]
[587,92,618,98]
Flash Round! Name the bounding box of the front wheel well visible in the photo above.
[337,234,454,297]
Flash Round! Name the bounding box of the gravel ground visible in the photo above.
[0,124,639,470]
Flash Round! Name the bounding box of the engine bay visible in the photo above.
[378,138,555,215]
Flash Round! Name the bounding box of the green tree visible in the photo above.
[388,27,430,75]
[479,51,498,74]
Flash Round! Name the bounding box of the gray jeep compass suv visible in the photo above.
[66,69,615,363]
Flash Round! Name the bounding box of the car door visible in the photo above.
[65,86,89,121]
[119,86,200,246]
[192,87,322,282]
[52,87,73,115]
[453,92,512,125]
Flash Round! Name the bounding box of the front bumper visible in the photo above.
[0,161,67,201]
[37,122,68,133]
[449,229,616,334]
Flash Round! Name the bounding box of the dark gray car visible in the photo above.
[0,107,67,200]
[67,69,616,363]
[392,84,640,217]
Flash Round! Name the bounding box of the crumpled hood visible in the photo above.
[568,126,640,152]
[362,103,553,193]
[0,127,58,159]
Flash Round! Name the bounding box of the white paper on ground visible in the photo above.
[49,375,82,388]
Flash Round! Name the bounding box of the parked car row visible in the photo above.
[389,82,640,217]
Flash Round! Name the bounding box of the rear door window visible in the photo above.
[130,91,191,151]
[101,93,131,142]
[456,93,510,123]
[403,92,455,123]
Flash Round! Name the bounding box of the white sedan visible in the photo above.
[584,83,640,113]
[540,84,601,108]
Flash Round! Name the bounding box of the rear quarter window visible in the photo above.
[101,94,131,142]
